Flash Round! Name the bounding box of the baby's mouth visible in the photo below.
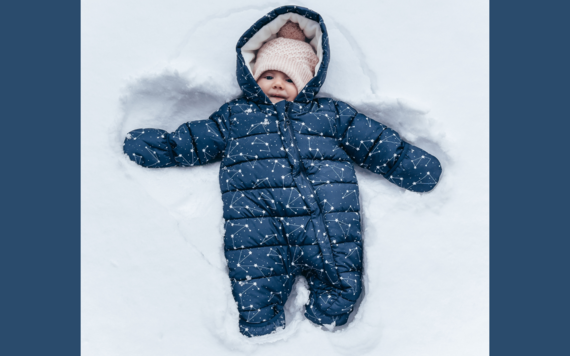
[269,93,287,99]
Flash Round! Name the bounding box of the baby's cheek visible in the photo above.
[290,88,298,98]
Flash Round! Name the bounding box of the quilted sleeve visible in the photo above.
[123,103,230,168]
[334,100,442,193]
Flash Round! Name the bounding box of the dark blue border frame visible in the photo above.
[2,1,80,355]
[491,1,570,354]
[2,1,569,355]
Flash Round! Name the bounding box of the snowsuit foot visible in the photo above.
[304,272,362,327]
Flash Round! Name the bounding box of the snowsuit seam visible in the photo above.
[362,127,388,164]
[224,156,353,171]
[331,241,362,246]
[222,103,233,153]
[311,181,358,188]
[210,105,229,141]
[231,131,281,140]
[221,185,297,194]
[224,215,312,221]
[295,132,337,139]
[303,159,353,166]
[231,272,291,282]
[225,243,318,252]
[165,137,178,166]
[324,209,361,214]
[185,123,203,166]
[224,208,360,222]
[334,101,358,141]
[223,156,288,169]
[337,293,359,304]
[383,142,410,178]
[303,159,353,165]
[239,305,278,313]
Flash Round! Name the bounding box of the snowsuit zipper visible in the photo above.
[278,101,340,286]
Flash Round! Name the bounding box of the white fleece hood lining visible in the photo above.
[242,13,323,79]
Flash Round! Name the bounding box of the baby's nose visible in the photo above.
[272,80,284,89]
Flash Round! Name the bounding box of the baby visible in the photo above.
[256,70,298,103]
[123,6,442,337]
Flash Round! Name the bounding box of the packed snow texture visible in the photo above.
[82,0,488,355]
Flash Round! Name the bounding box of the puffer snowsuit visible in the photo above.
[123,6,442,337]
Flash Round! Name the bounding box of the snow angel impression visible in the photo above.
[123,6,442,337]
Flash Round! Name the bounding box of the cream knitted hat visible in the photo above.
[253,21,319,92]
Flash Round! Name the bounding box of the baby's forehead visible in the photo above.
[261,70,290,78]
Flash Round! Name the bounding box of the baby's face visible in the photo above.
[256,70,298,103]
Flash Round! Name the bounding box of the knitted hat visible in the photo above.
[253,21,319,91]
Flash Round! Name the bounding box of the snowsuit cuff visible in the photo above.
[304,299,350,327]
[239,310,286,337]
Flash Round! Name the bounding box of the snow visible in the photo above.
[82,0,488,355]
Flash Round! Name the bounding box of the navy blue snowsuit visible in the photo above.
[123,6,442,337]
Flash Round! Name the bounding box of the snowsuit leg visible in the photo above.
[304,212,363,326]
[279,213,363,328]
[224,217,295,337]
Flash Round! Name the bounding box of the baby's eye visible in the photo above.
[265,76,274,80]
[286,79,293,83]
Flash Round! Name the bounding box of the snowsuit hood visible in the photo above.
[236,6,329,104]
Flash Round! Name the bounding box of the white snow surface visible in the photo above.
[82,0,489,355]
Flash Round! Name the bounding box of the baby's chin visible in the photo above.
[269,96,287,103]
